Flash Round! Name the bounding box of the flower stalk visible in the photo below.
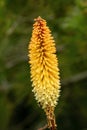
[28,16,61,130]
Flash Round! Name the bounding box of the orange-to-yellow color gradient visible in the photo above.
[28,16,61,129]
[28,16,60,109]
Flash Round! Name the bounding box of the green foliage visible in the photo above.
[0,0,87,130]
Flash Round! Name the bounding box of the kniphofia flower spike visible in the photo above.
[28,16,61,130]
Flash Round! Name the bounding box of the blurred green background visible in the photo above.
[0,0,87,130]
